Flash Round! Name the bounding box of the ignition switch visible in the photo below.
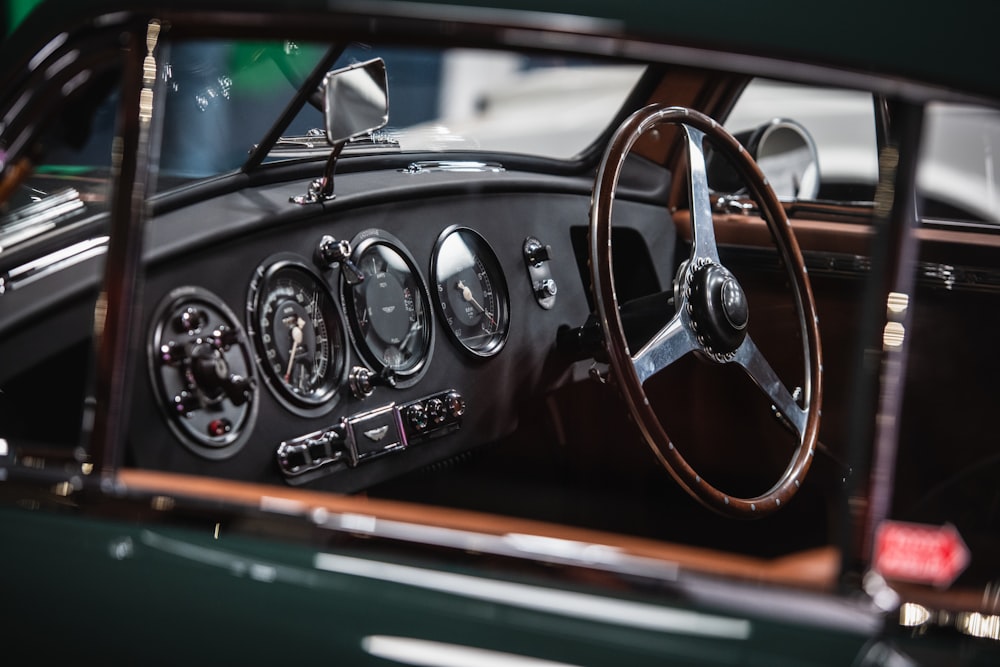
[523,236,557,309]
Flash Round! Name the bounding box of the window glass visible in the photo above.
[0,61,116,453]
[0,74,117,255]
[892,103,1000,588]
[159,40,328,181]
[918,103,1000,224]
[725,79,879,203]
[158,42,646,175]
[341,47,645,159]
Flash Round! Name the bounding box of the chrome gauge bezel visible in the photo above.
[430,225,510,358]
[342,229,434,388]
[148,285,258,459]
[247,255,348,416]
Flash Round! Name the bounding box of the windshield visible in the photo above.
[179,42,645,171]
[1,39,644,241]
[160,40,330,180]
[0,39,332,244]
[163,41,645,177]
[331,46,645,159]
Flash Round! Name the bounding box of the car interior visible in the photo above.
[2,22,999,610]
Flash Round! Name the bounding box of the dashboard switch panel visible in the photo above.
[276,389,464,484]
[399,390,464,441]
[523,236,556,309]
[277,427,347,477]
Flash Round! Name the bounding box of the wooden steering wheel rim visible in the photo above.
[589,105,823,518]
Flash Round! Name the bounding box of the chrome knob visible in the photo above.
[349,365,396,398]
[445,391,466,418]
[406,404,428,430]
[534,278,557,300]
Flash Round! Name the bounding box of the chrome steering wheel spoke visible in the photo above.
[734,335,808,439]
[632,312,699,384]
[683,124,721,266]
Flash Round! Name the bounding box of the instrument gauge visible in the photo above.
[343,230,433,386]
[431,226,509,357]
[248,256,347,415]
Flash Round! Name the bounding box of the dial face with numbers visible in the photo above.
[248,258,347,414]
[431,226,509,357]
[343,231,433,382]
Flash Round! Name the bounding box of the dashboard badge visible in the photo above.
[365,425,390,442]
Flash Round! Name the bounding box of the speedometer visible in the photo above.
[343,230,433,386]
[248,256,347,415]
[431,226,509,357]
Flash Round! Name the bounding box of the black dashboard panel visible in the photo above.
[5,166,676,492]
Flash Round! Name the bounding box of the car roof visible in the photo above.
[4,0,999,103]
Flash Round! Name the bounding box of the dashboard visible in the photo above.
[2,161,678,493]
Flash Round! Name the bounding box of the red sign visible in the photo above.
[873,521,970,588]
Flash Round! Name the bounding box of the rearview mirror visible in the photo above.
[292,58,390,204]
[324,58,389,145]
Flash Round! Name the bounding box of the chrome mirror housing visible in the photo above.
[324,57,389,144]
[292,58,389,205]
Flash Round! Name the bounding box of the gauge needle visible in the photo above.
[456,280,496,326]
[285,317,305,382]
[399,321,422,353]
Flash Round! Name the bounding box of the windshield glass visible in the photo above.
[161,41,645,177]
[1,39,643,262]
[329,46,645,159]
[0,39,332,244]
[167,41,644,174]
[159,40,329,180]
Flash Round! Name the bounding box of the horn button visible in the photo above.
[688,263,748,356]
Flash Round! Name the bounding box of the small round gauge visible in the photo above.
[343,231,433,384]
[431,226,509,357]
[248,257,347,415]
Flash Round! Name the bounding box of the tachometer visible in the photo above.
[343,230,433,386]
[248,256,347,415]
[431,226,509,357]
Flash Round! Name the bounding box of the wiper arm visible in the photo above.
[242,43,345,173]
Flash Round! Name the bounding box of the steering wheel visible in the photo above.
[589,105,822,518]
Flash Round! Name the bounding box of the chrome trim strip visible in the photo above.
[402,160,505,174]
[319,511,679,581]
[362,636,583,667]
[140,527,745,640]
[315,552,749,639]
[0,188,85,252]
[1,236,108,293]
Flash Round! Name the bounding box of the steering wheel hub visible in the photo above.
[688,263,748,357]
